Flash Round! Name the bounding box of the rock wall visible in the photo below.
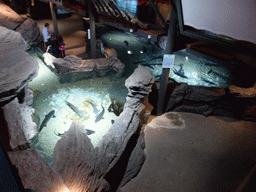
[8,148,70,192]
[0,3,43,47]
[166,83,256,121]
[43,48,125,83]
[0,26,39,106]
[2,87,38,149]
[51,65,154,191]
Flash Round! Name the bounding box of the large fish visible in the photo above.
[207,69,231,82]
[124,40,129,46]
[65,100,85,118]
[54,129,95,137]
[30,110,55,143]
[85,100,100,116]
[39,110,55,132]
[173,64,188,79]
[95,104,105,123]
[200,77,217,85]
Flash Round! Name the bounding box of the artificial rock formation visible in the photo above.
[0,2,23,30]
[166,83,256,121]
[8,148,70,192]
[51,65,154,191]
[0,3,43,47]
[43,48,125,83]
[15,18,43,47]
[0,26,39,106]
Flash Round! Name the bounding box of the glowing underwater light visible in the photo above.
[127,50,132,54]
[192,71,198,78]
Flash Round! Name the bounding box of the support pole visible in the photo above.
[148,0,166,27]
[156,6,177,116]
[49,2,59,37]
[89,0,96,59]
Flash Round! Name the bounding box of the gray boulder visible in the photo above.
[0,26,39,106]
[0,3,23,30]
[43,49,125,83]
[16,18,43,47]
[8,148,70,192]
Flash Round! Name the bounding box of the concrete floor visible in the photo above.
[35,14,256,192]
[120,113,256,192]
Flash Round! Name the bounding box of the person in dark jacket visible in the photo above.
[48,34,60,58]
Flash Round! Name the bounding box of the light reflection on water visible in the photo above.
[28,28,234,165]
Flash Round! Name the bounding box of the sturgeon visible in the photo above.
[30,110,55,143]
[173,64,188,79]
[54,128,95,137]
[95,104,105,123]
[65,100,85,118]
[85,100,100,116]
[39,110,55,132]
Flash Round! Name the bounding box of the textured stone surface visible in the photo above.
[51,66,154,191]
[16,18,43,47]
[0,3,43,47]
[43,50,125,83]
[2,98,28,149]
[125,65,155,109]
[3,96,37,149]
[8,148,70,192]
[0,3,23,30]
[0,26,39,105]
[166,83,256,121]
[157,35,167,50]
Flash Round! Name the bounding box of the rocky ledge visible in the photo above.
[165,82,256,121]
[0,3,43,47]
[0,26,39,107]
[43,48,125,83]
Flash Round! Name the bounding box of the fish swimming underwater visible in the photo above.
[65,100,85,118]
[54,129,95,137]
[39,110,55,132]
[85,100,100,116]
[124,40,129,46]
[173,64,188,79]
[95,104,105,123]
[207,69,231,82]
[200,77,217,85]
[30,110,55,143]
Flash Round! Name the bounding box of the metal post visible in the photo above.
[148,0,166,27]
[49,2,59,37]
[89,0,96,59]
[156,6,177,116]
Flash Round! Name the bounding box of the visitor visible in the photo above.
[42,23,51,51]
[58,35,66,58]
[48,34,60,58]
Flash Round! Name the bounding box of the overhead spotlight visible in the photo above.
[186,56,188,61]
[140,51,143,54]
[148,35,151,39]
[127,50,132,54]
[130,29,133,33]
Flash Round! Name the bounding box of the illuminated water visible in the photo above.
[28,27,254,165]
